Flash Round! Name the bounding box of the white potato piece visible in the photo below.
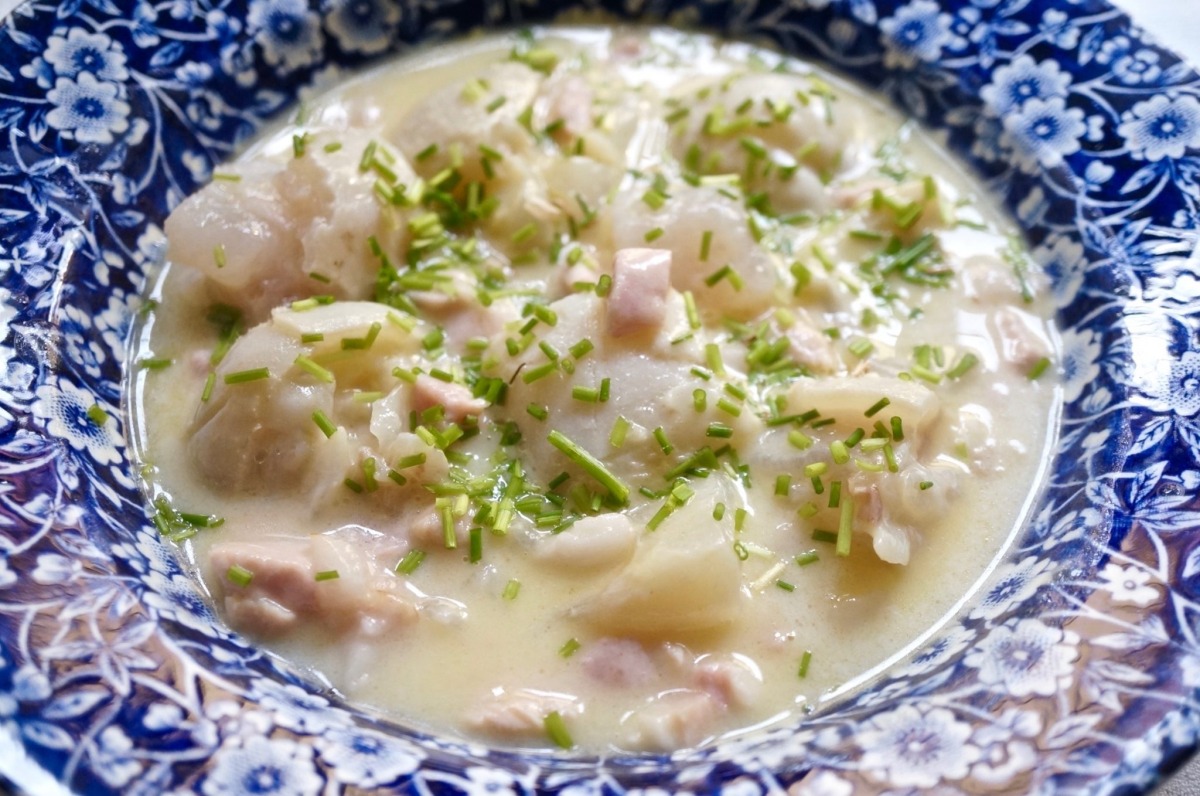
[786,373,941,440]
[533,513,637,572]
[570,476,742,636]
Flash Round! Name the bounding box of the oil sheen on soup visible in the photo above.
[129,27,1060,753]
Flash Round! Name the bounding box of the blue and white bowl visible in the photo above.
[1,0,1200,792]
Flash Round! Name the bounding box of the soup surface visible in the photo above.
[130,27,1059,753]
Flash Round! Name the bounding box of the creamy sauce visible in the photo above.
[129,27,1059,753]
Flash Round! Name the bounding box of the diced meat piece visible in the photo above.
[787,316,840,374]
[210,541,316,635]
[466,688,582,739]
[692,654,762,710]
[993,307,1052,371]
[607,249,672,338]
[538,74,593,138]
[611,183,779,319]
[787,373,940,441]
[210,536,419,637]
[620,689,722,752]
[533,513,636,571]
[571,476,743,635]
[412,374,487,421]
[579,638,658,688]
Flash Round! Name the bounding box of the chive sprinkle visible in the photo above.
[223,367,269,384]
[547,430,630,504]
[1028,356,1051,379]
[798,650,813,678]
[502,578,521,600]
[226,565,253,587]
[795,550,819,566]
[312,410,337,438]
[201,372,216,402]
[86,404,108,427]
[213,244,227,268]
[776,579,795,592]
[559,638,582,658]
[294,355,334,383]
[396,550,425,575]
[864,397,891,418]
[699,230,713,261]
[314,570,340,582]
[836,494,854,557]
[544,711,574,749]
[946,352,979,379]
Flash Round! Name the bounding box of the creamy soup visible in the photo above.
[128,27,1059,753]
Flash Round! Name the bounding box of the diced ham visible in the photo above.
[692,654,762,710]
[579,638,658,688]
[466,688,581,739]
[606,248,672,338]
[620,689,722,751]
[412,374,488,421]
[210,536,418,637]
[786,317,840,374]
[993,307,1052,371]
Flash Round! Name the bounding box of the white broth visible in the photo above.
[128,27,1059,753]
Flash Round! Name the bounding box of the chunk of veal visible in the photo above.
[611,182,779,319]
[165,132,410,322]
[607,248,672,337]
[570,476,742,635]
[210,533,417,636]
[466,688,582,740]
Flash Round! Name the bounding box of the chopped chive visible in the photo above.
[527,403,549,421]
[891,416,904,441]
[699,230,714,261]
[213,244,227,268]
[830,440,850,464]
[864,397,891,418]
[486,95,507,113]
[415,143,438,161]
[704,264,744,291]
[312,410,337,438]
[804,462,827,478]
[713,502,726,520]
[716,397,742,417]
[845,428,865,448]
[1028,356,1051,379]
[609,416,631,448]
[599,378,610,403]
[201,372,216,402]
[226,565,253,587]
[946,352,979,379]
[396,549,425,575]
[693,389,707,412]
[836,494,853,557]
[396,453,426,469]
[775,474,791,496]
[469,526,482,563]
[572,386,600,403]
[848,338,873,359]
[795,550,819,567]
[798,650,812,678]
[811,529,837,544]
[788,430,813,450]
[314,570,340,582]
[569,339,594,359]
[294,355,334,383]
[595,274,612,297]
[798,501,819,519]
[653,426,674,454]
[544,710,573,749]
[86,404,109,427]
[292,132,309,158]
[138,357,173,370]
[644,227,664,242]
[776,579,795,592]
[387,469,407,486]
[502,578,521,600]
[910,364,942,384]
[705,343,725,376]
[223,367,270,385]
[734,508,748,532]
[828,480,841,508]
[883,443,899,472]
[522,362,558,384]
[547,430,630,504]
[920,480,934,490]
[733,541,750,561]
[344,478,364,494]
[706,422,734,439]
[559,638,581,658]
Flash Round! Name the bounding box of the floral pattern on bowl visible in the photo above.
[2,0,1200,793]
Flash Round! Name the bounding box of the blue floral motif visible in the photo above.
[1,0,1200,793]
